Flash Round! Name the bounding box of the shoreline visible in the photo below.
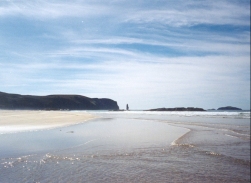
[170,127,191,146]
[0,110,96,134]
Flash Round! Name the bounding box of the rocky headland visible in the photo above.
[146,107,206,111]
[217,106,242,110]
[0,91,119,110]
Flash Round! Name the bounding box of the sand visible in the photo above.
[0,110,96,133]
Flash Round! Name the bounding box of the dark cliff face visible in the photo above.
[0,92,119,110]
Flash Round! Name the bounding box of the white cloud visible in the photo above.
[1,0,249,27]
[124,1,250,26]
[0,0,250,109]
[0,0,110,19]
[1,54,249,109]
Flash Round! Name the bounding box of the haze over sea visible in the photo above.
[0,110,250,183]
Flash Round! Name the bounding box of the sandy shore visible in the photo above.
[0,110,96,133]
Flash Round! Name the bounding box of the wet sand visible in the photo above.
[0,110,96,133]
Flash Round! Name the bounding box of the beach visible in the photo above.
[0,110,96,134]
[0,110,250,182]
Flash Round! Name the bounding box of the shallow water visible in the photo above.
[0,111,250,183]
[0,118,188,159]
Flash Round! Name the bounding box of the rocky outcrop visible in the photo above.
[0,91,119,110]
[146,107,205,111]
[217,106,242,110]
[207,108,216,111]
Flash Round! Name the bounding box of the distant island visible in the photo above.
[146,107,206,111]
[207,108,216,111]
[0,91,119,110]
[217,106,242,110]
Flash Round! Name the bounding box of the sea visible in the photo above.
[0,110,250,183]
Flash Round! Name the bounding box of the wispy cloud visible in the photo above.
[0,0,110,19]
[124,0,250,26]
[1,55,249,107]
[0,0,250,109]
[1,0,249,27]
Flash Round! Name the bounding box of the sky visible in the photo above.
[0,0,250,110]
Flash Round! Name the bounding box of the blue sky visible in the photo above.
[0,0,250,110]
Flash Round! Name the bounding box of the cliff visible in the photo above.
[0,91,119,110]
[146,107,205,111]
